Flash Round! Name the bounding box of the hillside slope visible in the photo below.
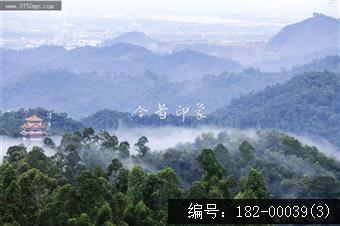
[267,13,339,55]
[213,71,340,148]
[292,55,340,74]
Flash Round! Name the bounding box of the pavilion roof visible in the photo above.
[25,114,44,122]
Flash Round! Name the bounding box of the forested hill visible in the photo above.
[212,71,340,148]
[0,108,83,137]
[292,55,340,74]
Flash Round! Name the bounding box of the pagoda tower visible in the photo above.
[21,114,47,139]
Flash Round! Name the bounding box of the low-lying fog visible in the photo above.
[114,127,339,159]
[113,127,223,151]
[0,127,339,163]
[0,136,62,162]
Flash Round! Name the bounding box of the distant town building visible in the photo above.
[21,114,47,139]
[313,12,324,17]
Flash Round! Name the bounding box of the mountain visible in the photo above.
[2,44,157,85]
[292,55,340,74]
[252,47,340,72]
[3,69,287,117]
[148,49,243,80]
[267,13,339,56]
[173,42,266,65]
[170,14,340,71]
[101,31,161,52]
[3,44,243,82]
[253,14,340,71]
[213,71,340,148]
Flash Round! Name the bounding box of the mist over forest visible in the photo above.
[2,126,338,164]
[1,2,340,225]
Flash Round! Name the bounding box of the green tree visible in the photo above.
[0,163,22,224]
[68,213,92,226]
[114,168,130,193]
[76,171,113,216]
[123,201,150,226]
[5,145,27,164]
[189,181,207,198]
[51,184,80,224]
[107,158,122,177]
[239,141,255,164]
[60,131,82,150]
[235,168,271,199]
[134,136,150,156]
[197,149,224,180]
[118,141,130,159]
[100,131,119,150]
[44,137,56,148]
[18,169,57,225]
[145,167,182,210]
[96,202,112,226]
[189,149,231,199]
[66,145,81,169]
[112,193,128,224]
[307,176,340,198]
[213,143,231,171]
[127,166,147,204]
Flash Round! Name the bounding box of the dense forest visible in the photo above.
[213,71,340,148]
[1,128,340,225]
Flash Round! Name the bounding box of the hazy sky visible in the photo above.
[2,0,339,21]
[57,0,339,19]
[1,0,338,47]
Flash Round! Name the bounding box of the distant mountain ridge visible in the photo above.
[101,31,161,52]
[112,14,338,71]
[267,13,339,56]
[3,43,243,82]
[3,69,287,117]
[4,14,338,83]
